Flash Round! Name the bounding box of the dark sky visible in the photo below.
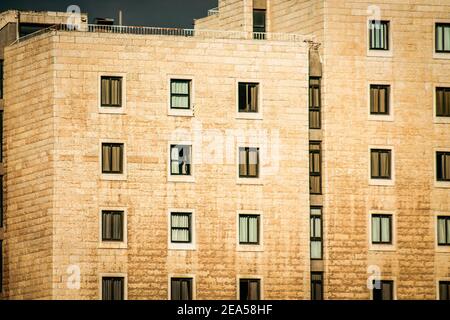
[0,0,218,28]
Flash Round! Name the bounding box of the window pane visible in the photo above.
[239,216,248,243]
[372,216,381,242]
[437,89,444,116]
[248,216,259,243]
[102,144,111,172]
[371,151,379,177]
[172,81,189,94]
[445,26,450,51]
[248,281,259,300]
[438,218,446,244]
[445,90,450,116]
[311,241,322,259]
[382,282,393,300]
[248,149,258,177]
[381,216,390,242]
[437,25,443,51]
[239,148,247,177]
[380,151,390,178]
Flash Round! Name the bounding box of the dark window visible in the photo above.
[439,281,450,300]
[437,216,450,246]
[238,82,259,113]
[0,240,2,293]
[311,272,323,300]
[240,279,260,300]
[0,175,3,228]
[310,207,322,260]
[370,85,390,115]
[0,60,3,99]
[370,149,391,179]
[309,78,321,129]
[253,9,266,39]
[170,145,191,176]
[171,212,192,243]
[309,142,322,194]
[101,143,124,174]
[369,20,389,50]
[371,214,392,244]
[101,211,124,242]
[239,215,260,245]
[101,76,122,107]
[102,277,124,300]
[437,152,450,182]
[170,79,191,109]
[171,278,193,300]
[436,23,450,53]
[0,110,3,162]
[436,87,450,117]
[239,147,259,178]
[373,280,394,300]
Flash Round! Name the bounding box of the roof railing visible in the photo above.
[207,7,219,16]
[13,23,311,44]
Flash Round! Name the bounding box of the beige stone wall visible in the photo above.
[320,0,450,299]
[12,30,309,299]
[3,34,56,299]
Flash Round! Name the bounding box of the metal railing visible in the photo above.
[207,7,219,16]
[13,23,309,44]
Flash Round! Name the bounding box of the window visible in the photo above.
[311,272,323,300]
[101,76,122,107]
[170,145,191,176]
[101,143,124,174]
[102,277,125,300]
[0,110,3,162]
[309,78,321,129]
[370,149,391,179]
[253,9,266,39]
[310,207,322,259]
[436,23,450,53]
[369,20,389,50]
[371,214,392,244]
[0,175,3,228]
[170,79,191,109]
[101,211,124,242]
[239,215,260,245]
[437,216,450,246]
[0,60,3,99]
[239,147,259,178]
[436,87,450,117]
[238,82,259,113]
[370,85,390,115]
[0,240,2,293]
[239,279,260,300]
[171,278,193,300]
[309,142,322,194]
[171,212,192,243]
[439,281,450,300]
[437,152,450,181]
[372,280,394,300]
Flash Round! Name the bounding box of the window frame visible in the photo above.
[311,272,323,300]
[437,216,450,246]
[98,207,127,249]
[309,142,322,195]
[371,214,392,245]
[310,207,323,260]
[370,84,390,115]
[101,210,124,242]
[101,142,124,174]
[170,144,192,176]
[370,149,392,180]
[170,277,193,300]
[372,280,394,300]
[436,87,450,117]
[99,274,127,300]
[439,281,450,300]
[170,212,192,244]
[0,59,3,100]
[253,9,266,39]
[235,79,263,120]
[238,214,260,245]
[309,77,321,129]
[436,151,450,182]
[170,79,191,110]
[238,147,260,179]
[238,82,259,113]
[435,23,450,54]
[369,20,390,51]
[239,278,261,300]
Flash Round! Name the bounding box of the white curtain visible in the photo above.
[171,214,190,242]
[171,146,180,174]
[372,216,381,242]
[239,216,248,243]
[111,145,121,172]
[248,216,258,243]
[311,241,321,259]
[239,148,247,176]
[381,216,390,242]
[248,149,258,177]
[445,26,450,51]
[171,81,189,108]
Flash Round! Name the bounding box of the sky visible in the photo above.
[0,0,219,28]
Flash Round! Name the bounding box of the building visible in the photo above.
[0,0,449,300]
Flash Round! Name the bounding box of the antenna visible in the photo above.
[119,10,123,26]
